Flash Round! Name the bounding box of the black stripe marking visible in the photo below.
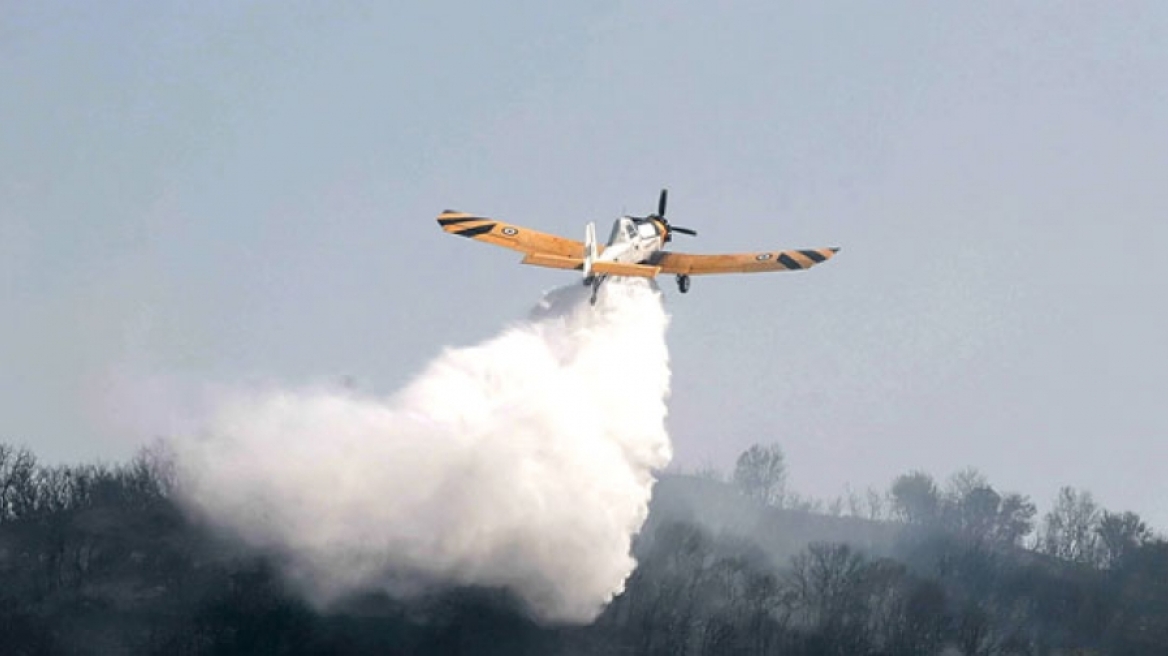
[800,249,827,263]
[777,254,802,269]
[438,217,479,226]
[455,223,496,238]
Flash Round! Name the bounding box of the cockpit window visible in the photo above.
[626,223,637,239]
[609,221,624,244]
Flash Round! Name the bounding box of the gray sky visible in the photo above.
[4,3,1168,527]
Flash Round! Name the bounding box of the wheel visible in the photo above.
[676,275,691,294]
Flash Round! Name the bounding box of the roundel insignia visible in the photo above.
[755,253,773,261]
[501,227,519,236]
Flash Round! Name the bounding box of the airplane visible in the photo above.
[437,189,839,303]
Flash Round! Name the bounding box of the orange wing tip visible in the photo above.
[437,212,491,229]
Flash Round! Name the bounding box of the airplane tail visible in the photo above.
[583,222,597,279]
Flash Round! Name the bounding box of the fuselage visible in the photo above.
[600,217,667,264]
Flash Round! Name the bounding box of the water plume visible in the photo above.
[175,279,671,623]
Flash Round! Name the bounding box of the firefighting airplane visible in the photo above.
[438,189,839,303]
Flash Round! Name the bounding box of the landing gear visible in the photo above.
[676,274,691,294]
[587,275,606,305]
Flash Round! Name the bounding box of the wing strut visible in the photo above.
[583,222,597,280]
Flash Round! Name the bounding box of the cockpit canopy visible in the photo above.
[611,217,661,243]
[607,215,663,243]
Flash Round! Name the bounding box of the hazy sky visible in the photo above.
[4,3,1167,526]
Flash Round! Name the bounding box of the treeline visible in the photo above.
[625,444,1168,654]
[707,442,1156,567]
[2,440,1167,655]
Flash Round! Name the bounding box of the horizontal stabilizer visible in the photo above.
[521,253,583,270]
[590,261,661,278]
[519,254,660,278]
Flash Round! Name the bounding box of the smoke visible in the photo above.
[175,279,672,623]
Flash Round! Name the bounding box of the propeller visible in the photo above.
[650,188,697,241]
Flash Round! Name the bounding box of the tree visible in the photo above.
[889,578,949,656]
[943,484,1036,547]
[889,471,939,525]
[865,486,885,521]
[993,492,1037,547]
[944,467,989,503]
[1038,486,1100,564]
[1096,510,1152,569]
[732,443,787,507]
[1105,540,1168,651]
[0,445,39,522]
[787,542,871,652]
[953,486,1001,538]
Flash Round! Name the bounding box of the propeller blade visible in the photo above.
[657,189,668,217]
[671,226,698,236]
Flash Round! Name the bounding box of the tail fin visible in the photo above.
[583,222,597,279]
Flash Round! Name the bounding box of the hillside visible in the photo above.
[2,444,1167,654]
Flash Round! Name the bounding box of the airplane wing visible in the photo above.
[651,247,839,275]
[438,211,587,259]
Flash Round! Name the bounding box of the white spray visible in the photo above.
[175,280,672,623]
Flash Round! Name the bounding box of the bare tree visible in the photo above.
[787,543,892,654]
[865,486,885,521]
[844,484,863,518]
[1039,486,1100,564]
[788,542,868,631]
[732,443,787,507]
[690,459,725,483]
[784,491,823,514]
[133,438,179,499]
[0,442,13,522]
[827,495,844,517]
[1,446,40,521]
[944,467,989,504]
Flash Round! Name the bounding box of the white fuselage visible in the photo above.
[601,217,665,264]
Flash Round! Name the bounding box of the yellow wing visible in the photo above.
[438,211,586,259]
[652,247,839,275]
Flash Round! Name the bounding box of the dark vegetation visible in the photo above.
[1,440,1165,655]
